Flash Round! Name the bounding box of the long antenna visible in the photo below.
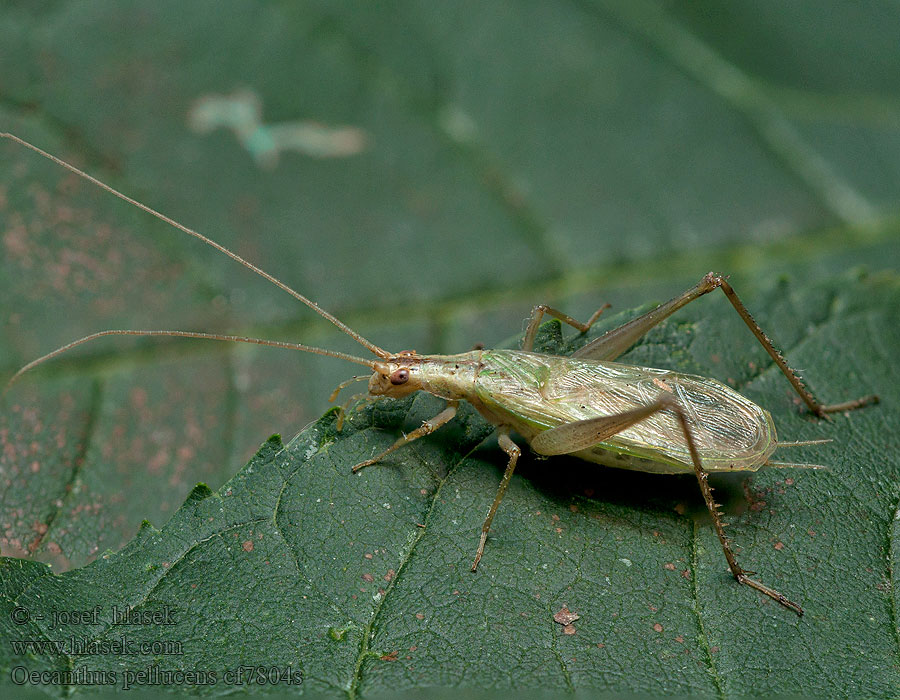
[1,132,391,359]
[3,329,377,395]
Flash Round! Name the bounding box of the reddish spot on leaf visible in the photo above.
[653,623,663,633]
[242,540,254,552]
[362,573,374,583]
[553,606,580,626]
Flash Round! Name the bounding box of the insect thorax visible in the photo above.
[416,352,483,401]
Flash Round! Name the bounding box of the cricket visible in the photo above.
[2,132,879,617]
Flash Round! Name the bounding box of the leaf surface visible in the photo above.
[2,272,898,697]
[1,1,899,696]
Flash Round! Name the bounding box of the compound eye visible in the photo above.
[390,368,410,385]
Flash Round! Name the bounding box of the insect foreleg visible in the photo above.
[533,397,804,616]
[573,272,877,417]
[351,401,459,473]
[471,427,521,572]
[521,303,610,352]
[335,393,374,432]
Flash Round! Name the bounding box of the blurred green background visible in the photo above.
[0,4,898,693]
[0,0,900,696]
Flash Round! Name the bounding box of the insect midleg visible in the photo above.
[572,272,878,417]
[533,398,804,615]
[350,401,459,473]
[521,303,610,352]
[471,426,521,572]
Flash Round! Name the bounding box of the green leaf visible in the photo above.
[3,0,900,570]
[2,271,898,697]
[1,0,900,696]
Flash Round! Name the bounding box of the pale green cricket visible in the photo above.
[3,133,878,618]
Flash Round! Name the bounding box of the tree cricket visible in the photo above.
[2,133,879,617]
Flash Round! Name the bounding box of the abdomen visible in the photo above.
[474,350,776,474]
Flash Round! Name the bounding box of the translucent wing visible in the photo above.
[475,351,776,470]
